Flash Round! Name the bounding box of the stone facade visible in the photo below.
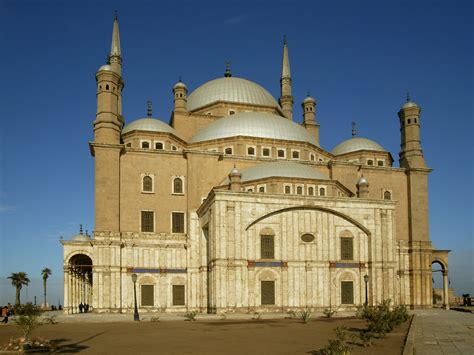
[61,16,449,314]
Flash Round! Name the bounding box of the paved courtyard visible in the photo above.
[410,309,474,354]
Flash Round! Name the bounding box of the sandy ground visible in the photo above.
[0,317,410,354]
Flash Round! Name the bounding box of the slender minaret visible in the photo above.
[398,94,432,308]
[302,94,320,145]
[398,93,426,168]
[279,36,293,120]
[92,15,124,234]
[356,176,369,198]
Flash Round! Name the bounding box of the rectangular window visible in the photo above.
[262,147,271,157]
[173,285,185,306]
[340,237,354,260]
[261,235,275,259]
[141,211,154,232]
[341,281,354,304]
[141,285,154,306]
[261,281,275,305]
[172,212,185,233]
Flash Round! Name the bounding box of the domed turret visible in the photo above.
[302,94,319,145]
[173,79,188,113]
[357,175,369,198]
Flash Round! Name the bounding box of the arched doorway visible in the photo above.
[67,254,93,314]
[431,259,449,310]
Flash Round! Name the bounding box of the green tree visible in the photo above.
[8,272,30,305]
[41,268,52,308]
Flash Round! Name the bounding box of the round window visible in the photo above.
[301,233,315,242]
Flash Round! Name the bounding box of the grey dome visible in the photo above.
[122,118,180,136]
[186,77,280,111]
[173,81,187,90]
[190,112,317,145]
[332,137,385,155]
[357,176,369,186]
[303,96,316,103]
[402,101,419,109]
[97,64,114,72]
[223,161,328,184]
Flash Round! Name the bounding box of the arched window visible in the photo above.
[173,177,183,194]
[284,185,291,194]
[247,147,255,156]
[319,187,326,197]
[292,150,300,159]
[367,160,374,166]
[106,84,109,90]
[155,142,163,150]
[384,191,392,200]
[142,176,153,192]
[224,147,233,155]
[277,149,285,158]
[258,186,265,193]
[308,186,314,196]
[340,237,353,260]
[310,153,315,161]
[296,186,303,195]
[141,141,150,149]
[262,148,270,157]
[261,234,274,259]
[407,119,411,124]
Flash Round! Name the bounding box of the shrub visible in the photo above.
[150,316,160,322]
[323,308,336,318]
[184,311,197,321]
[287,310,297,319]
[391,305,409,326]
[299,309,312,323]
[42,315,58,325]
[12,303,42,341]
[358,329,374,347]
[317,326,351,355]
[253,311,262,320]
[358,300,410,338]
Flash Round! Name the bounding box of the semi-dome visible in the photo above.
[223,161,328,184]
[190,112,317,145]
[122,118,180,136]
[73,233,90,242]
[186,77,280,112]
[332,137,385,155]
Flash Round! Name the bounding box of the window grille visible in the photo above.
[284,185,291,194]
[367,160,374,166]
[308,187,314,196]
[261,235,274,259]
[141,285,154,306]
[277,149,285,158]
[247,147,255,155]
[224,147,233,155]
[319,187,326,196]
[141,141,150,149]
[296,186,303,195]
[340,237,353,260]
[378,160,384,167]
[261,281,275,305]
[173,285,185,305]
[172,212,185,233]
[262,148,270,156]
[141,211,154,232]
[173,178,183,194]
[142,176,153,192]
[384,191,391,200]
[155,142,163,150]
[292,151,300,159]
[341,281,354,304]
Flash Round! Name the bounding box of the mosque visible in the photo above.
[61,16,450,314]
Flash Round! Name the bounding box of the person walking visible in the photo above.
[1,306,8,323]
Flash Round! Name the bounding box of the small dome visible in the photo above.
[223,161,328,184]
[173,81,187,90]
[303,96,316,104]
[186,77,280,112]
[332,137,385,155]
[229,166,240,175]
[357,176,369,186]
[122,118,181,137]
[402,101,419,109]
[97,64,113,72]
[73,234,90,242]
[190,112,317,145]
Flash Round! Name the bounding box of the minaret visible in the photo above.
[173,78,188,113]
[279,36,293,120]
[356,176,369,198]
[302,94,320,145]
[398,94,426,168]
[91,15,124,234]
[228,165,242,192]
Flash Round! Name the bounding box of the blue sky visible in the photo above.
[0,0,472,305]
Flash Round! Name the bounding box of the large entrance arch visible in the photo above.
[431,249,450,310]
[66,254,93,314]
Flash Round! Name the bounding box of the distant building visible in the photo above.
[61,16,450,314]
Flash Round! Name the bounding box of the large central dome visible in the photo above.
[190,112,317,145]
[186,77,280,111]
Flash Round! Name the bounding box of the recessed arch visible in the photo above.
[245,205,371,236]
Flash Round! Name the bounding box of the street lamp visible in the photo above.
[364,274,369,306]
[132,273,139,321]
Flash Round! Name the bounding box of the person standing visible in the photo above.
[1,306,8,323]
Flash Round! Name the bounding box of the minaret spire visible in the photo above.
[109,13,122,74]
[279,35,293,120]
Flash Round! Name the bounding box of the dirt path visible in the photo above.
[0,317,410,354]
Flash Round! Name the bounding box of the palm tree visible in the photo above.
[8,272,30,305]
[41,268,52,308]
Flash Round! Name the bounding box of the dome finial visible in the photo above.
[147,100,152,117]
[224,61,232,77]
[283,34,287,46]
[114,10,118,21]
[406,92,411,103]
[178,75,182,82]
[79,224,83,235]
[351,122,357,137]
